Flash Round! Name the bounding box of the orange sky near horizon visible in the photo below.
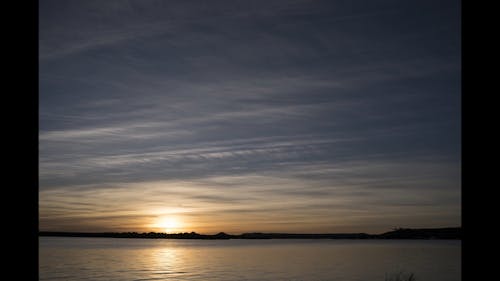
[39,176,460,235]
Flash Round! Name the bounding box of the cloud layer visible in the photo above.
[39,0,461,234]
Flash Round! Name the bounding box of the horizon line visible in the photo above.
[39,226,462,236]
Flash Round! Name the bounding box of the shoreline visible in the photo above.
[39,227,461,240]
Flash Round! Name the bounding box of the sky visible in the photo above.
[39,0,461,234]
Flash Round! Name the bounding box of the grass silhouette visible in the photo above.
[385,271,416,281]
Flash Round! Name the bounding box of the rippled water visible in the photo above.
[39,237,460,281]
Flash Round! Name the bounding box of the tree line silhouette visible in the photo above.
[39,227,461,240]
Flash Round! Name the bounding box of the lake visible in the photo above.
[39,237,460,281]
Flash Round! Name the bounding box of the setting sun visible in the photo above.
[153,217,182,233]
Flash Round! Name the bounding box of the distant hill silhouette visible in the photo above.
[39,227,461,240]
[377,227,461,239]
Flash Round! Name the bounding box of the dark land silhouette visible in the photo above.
[39,227,461,240]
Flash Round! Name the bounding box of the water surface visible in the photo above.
[39,237,461,281]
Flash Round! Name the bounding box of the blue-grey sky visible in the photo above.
[39,0,461,234]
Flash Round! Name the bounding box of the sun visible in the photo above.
[154,217,182,233]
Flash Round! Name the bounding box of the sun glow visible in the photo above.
[153,217,183,233]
